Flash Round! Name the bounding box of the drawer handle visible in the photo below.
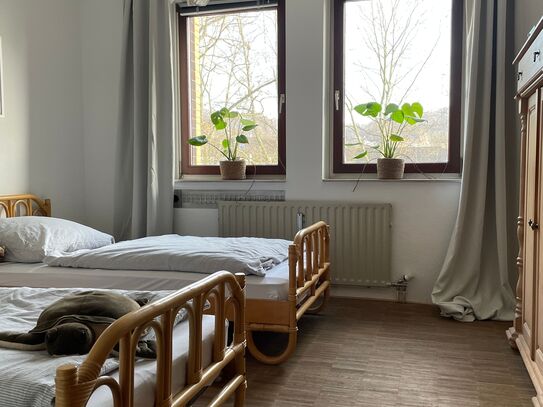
[534,51,541,62]
[529,219,539,230]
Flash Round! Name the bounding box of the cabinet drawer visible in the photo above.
[518,33,543,92]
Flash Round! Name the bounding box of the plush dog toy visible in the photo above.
[0,291,156,358]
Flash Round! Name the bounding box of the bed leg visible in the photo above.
[307,269,331,315]
[307,283,330,314]
[233,330,246,406]
[246,329,297,365]
[234,378,247,406]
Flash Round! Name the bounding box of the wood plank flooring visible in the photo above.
[197,298,535,406]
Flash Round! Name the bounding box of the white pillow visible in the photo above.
[0,216,115,263]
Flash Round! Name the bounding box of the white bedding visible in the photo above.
[0,287,217,407]
[0,261,292,300]
[44,234,291,277]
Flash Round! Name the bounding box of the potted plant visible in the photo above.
[353,102,425,179]
[188,107,258,180]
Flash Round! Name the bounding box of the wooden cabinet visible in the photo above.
[509,17,543,406]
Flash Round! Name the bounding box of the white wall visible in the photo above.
[515,2,543,51]
[0,1,31,194]
[0,0,86,221]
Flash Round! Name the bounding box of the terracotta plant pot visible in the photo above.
[377,158,405,179]
[219,160,246,180]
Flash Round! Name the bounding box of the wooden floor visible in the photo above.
[197,298,535,407]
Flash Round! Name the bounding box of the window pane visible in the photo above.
[187,10,279,166]
[343,0,452,164]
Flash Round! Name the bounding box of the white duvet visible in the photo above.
[44,234,291,276]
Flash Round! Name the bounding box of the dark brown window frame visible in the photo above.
[332,0,463,174]
[178,1,286,177]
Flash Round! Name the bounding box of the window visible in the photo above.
[332,0,463,174]
[178,0,286,176]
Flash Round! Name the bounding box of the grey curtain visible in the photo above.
[432,0,517,321]
[114,0,176,241]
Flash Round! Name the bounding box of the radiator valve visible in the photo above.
[388,275,412,303]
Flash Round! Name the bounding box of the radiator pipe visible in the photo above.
[296,211,305,231]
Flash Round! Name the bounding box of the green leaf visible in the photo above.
[366,102,382,117]
[211,111,227,130]
[390,110,405,124]
[411,102,423,118]
[389,134,404,142]
[242,124,258,132]
[401,103,414,117]
[404,116,425,125]
[241,118,255,126]
[210,111,223,125]
[220,107,239,118]
[236,134,249,144]
[188,135,208,146]
[354,102,381,117]
[353,151,368,159]
[354,104,368,115]
[214,120,227,130]
[384,103,399,115]
[222,139,230,149]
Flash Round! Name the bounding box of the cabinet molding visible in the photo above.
[510,16,543,405]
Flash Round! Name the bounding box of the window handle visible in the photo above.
[534,51,541,63]
[335,90,341,111]
[529,219,539,230]
[279,93,286,114]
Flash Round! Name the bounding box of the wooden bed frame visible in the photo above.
[0,195,247,406]
[0,194,331,365]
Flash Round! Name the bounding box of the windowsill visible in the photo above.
[178,174,286,182]
[324,173,462,182]
[175,174,286,190]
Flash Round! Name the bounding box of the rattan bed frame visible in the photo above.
[242,221,331,364]
[0,194,247,406]
[0,194,331,365]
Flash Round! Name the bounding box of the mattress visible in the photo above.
[88,315,217,407]
[0,261,291,301]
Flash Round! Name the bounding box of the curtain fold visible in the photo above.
[114,0,176,241]
[431,0,516,321]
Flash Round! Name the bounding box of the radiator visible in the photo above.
[218,201,392,287]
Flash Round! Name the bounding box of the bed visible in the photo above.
[0,194,331,365]
[0,278,246,407]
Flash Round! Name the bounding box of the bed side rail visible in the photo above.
[55,271,247,407]
[0,194,51,217]
[290,221,331,319]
